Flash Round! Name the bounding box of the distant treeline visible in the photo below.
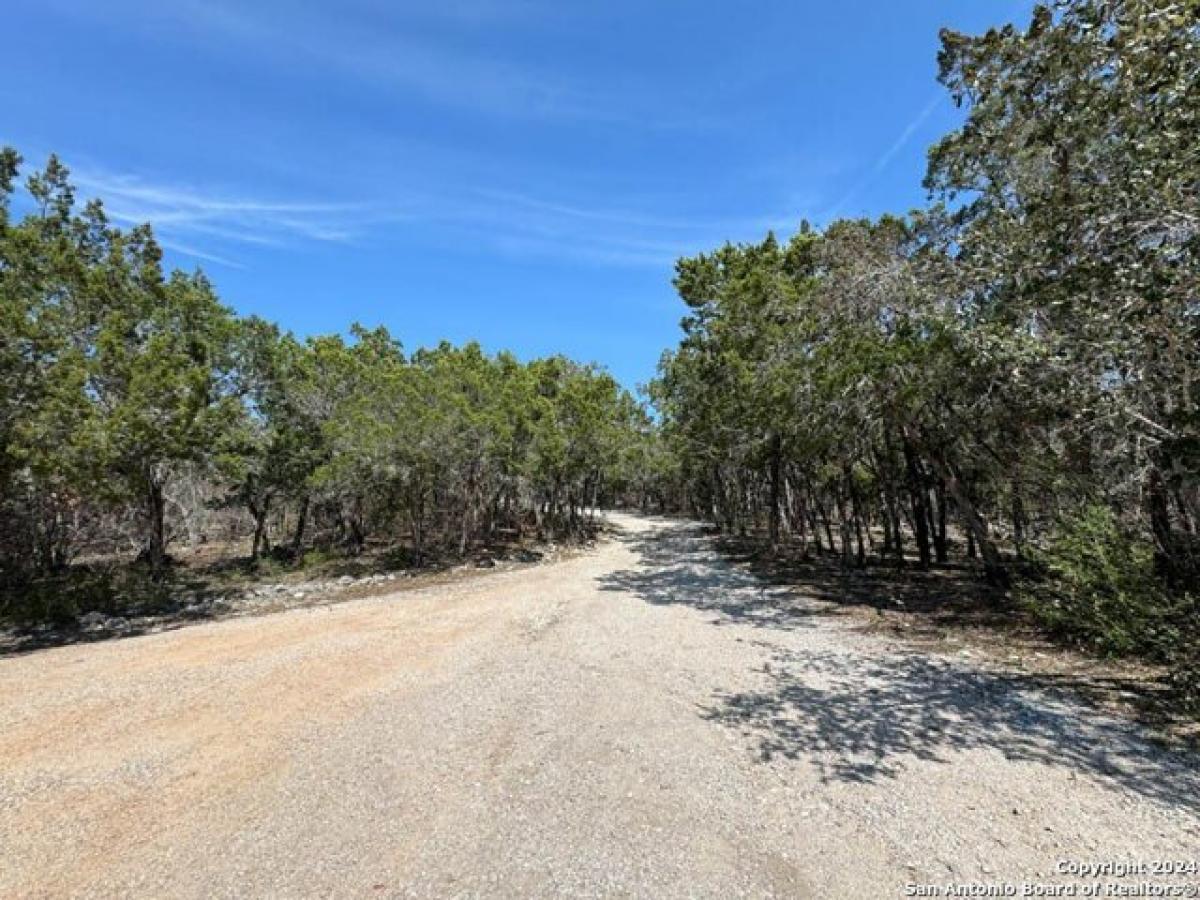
[649,0,1198,702]
[0,149,658,603]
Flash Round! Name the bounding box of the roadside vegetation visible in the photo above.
[0,151,654,627]
[1,0,1195,712]
[649,0,1199,708]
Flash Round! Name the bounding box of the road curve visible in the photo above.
[1,513,1197,898]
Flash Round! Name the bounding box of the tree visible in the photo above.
[648,0,1198,699]
[221,321,325,560]
[927,0,1200,582]
[80,266,243,574]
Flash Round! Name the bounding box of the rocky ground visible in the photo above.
[1,544,564,655]
[1,513,1197,898]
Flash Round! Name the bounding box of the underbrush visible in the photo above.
[1017,506,1199,713]
[707,508,1200,719]
[0,564,183,626]
[0,522,603,633]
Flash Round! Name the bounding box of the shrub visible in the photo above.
[1019,505,1186,657]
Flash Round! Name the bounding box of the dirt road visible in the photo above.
[2,513,1197,898]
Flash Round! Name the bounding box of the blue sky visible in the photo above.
[3,0,1031,391]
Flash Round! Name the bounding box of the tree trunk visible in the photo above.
[903,441,932,569]
[1147,462,1177,583]
[846,466,866,566]
[933,481,948,564]
[768,433,783,552]
[409,485,425,566]
[250,503,268,561]
[834,489,853,567]
[1010,477,1026,559]
[146,475,167,578]
[346,497,366,556]
[934,456,1005,584]
[887,491,905,567]
[788,475,810,559]
[814,496,835,554]
[291,495,309,553]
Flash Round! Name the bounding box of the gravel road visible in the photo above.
[2,513,1197,899]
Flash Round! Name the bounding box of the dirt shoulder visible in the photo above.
[0,532,598,658]
[709,532,1198,748]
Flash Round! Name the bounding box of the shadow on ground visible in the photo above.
[598,518,1009,630]
[596,521,826,630]
[600,519,1200,817]
[702,647,1200,815]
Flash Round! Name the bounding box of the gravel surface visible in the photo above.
[1,513,1197,898]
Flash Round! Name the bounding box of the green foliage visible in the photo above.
[0,152,249,578]
[299,548,338,570]
[0,563,178,627]
[650,0,1199,705]
[1019,506,1187,656]
[1,149,651,610]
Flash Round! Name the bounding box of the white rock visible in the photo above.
[79,611,107,630]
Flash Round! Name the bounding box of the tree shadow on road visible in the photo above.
[601,520,1200,817]
[596,522,829,630]
[701,647,1200,816]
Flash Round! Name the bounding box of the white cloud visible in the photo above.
[37,131,803,273]
[39,0,722,128]
[822,91,945,221]
[418,187,801,268]
[60,0,620,124]
[153,238,246,270]
[70,168,375,266]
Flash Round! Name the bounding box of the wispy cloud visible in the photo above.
[421,187,799,268]
[61,157,793,271]
[478,189,796,235]
[63,172,741,271]
[872,93,943,177]
[153,238,247,270]
[76,0,630,124]
[821,91,945,221]
[42,0,726,129]
[72,168,375,266]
